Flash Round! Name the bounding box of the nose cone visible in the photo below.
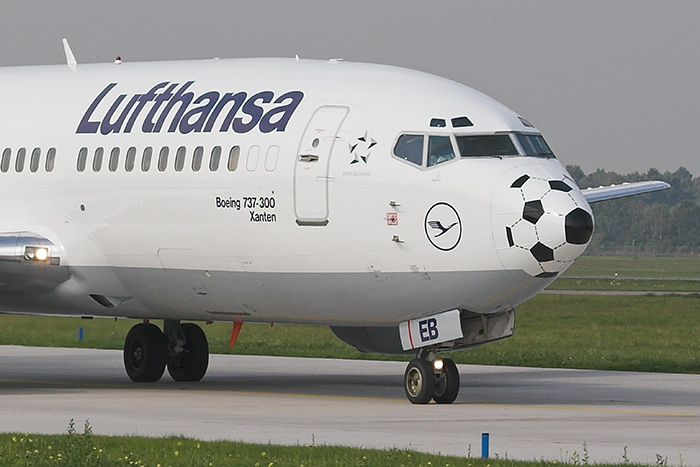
[565,208,594,245]
[491,165,594,278]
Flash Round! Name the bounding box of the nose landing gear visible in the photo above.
[404,354,460,404]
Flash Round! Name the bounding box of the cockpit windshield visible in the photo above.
[392,132,556,169]
[455,135,518,158]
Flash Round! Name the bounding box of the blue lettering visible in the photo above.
[180,91,219,133]
[77,82,304,135]
[260,91,304,133]
[418,318,439,342]
[76,83,118,134]
[233,91,272,133]
[216,92,248,132]
[124,82,169,133]
[100,94,140,135]
[427,318,438,340]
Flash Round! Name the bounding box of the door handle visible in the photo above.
[298,154,319,163]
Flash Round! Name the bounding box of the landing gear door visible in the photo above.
[294,106,349,226]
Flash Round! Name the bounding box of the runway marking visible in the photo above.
[1,377,697,417]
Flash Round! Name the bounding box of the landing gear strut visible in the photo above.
[404,354,460,404]
[123,320,209,383]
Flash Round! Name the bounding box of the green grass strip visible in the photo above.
[2,295,700,374]
[0,422,654,467]
[547,278,700,292]
[563,256,700,279]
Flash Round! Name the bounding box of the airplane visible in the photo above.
[0,40,669,404]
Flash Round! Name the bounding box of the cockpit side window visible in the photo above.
[516,134,555,158]
[455,135,518,157]
[427,136,455,167]
[394,134,424,166]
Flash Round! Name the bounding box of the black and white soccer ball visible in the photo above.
[503,174,593,277]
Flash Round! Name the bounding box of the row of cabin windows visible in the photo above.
[1,147,57,173]
[77,145,241,173]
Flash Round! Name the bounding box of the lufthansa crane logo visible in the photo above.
[424,202,462,251]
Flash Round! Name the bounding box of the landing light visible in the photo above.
[24,246,49,262]
[433,359,444,371]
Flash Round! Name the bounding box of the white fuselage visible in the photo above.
[0,58,592,325]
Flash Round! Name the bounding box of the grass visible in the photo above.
[2,294,700,374]
[547,256,700,292]
[467,294,700,373]
[547,278,700,292]
[563,256,700,279]
[0,421,653,467]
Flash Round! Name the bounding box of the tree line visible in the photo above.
[566,166,700,256]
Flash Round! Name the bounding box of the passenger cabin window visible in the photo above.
[77,147,88,172]
[1,148,11,173]
[192,146,204,171]
[158,146,169,172]
[174,146,186,172]
[45,148,56,172]
[15,148,26,173]
[125,147,136,172]
[210,146,221,171]
[30,148,41,172]
[394,135,424,166]
[141,147,153,172]
[109,147,120,172]
[93,147,104,172]
[265,145,279,171]
[455,135,517,157]
[427,136,455,167]
[228,146,240,171]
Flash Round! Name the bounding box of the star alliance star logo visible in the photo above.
[349,132,377,164]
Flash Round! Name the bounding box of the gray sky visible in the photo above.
[3,1,698,176]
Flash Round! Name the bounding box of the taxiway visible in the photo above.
[1,345,698,465]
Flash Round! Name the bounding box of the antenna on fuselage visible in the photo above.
[62,38,77,71]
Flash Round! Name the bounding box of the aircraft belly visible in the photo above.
[108,267,526,324]
[0,265,543,325]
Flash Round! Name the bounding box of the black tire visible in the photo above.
[123,323,167,382]
[404,358,435,404]
[433,358,460,404]
[167,323,209,382]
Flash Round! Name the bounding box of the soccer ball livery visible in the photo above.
[500,173,593,277]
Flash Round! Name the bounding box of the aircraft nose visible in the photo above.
[491,165,594,277]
